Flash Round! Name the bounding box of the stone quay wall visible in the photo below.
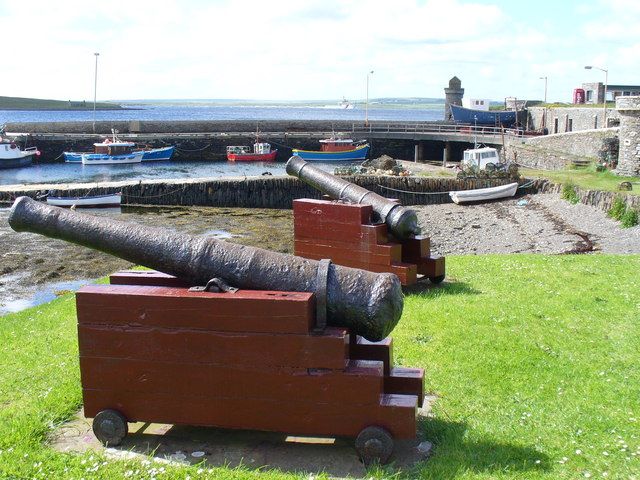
[0,176,530,209]
[528,107,621,132]
[536,182,640,212]
[615,96,640,177]
[504,128,619,170]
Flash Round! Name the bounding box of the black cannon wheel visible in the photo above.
[355,426,394,465]
[429,274,445,285]
[92,409,128,446]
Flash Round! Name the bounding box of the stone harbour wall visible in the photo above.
[536,182,640,212]
[528,107,621,132]
[504,128,619,170]
[0,176,529,208]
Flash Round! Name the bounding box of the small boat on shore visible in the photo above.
[226,142,277,162]
[0,133,40,169]
[292,137,370,161]
[449,182,519,204]
[46,192,122,208]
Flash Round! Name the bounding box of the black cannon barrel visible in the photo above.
[8,196,403,341]
[286,155,420,239]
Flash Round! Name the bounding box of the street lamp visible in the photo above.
[539,76,548,129]
[584,65,608,127]
[93,52,99,133]
[365,70,374,126]
[539,76,548,104]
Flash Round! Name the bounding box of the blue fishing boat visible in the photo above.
[292,138,370,161]
[450,104,517,126]
[64,144,175,163]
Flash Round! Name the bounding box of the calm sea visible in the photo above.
[0,104,444,124]
[0,103,443,186]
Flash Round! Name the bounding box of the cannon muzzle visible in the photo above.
[286,155,420,239]
[8,196,403,341]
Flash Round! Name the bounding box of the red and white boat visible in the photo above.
[226,142,277,162]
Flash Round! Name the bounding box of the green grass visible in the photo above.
[1,255,639,479]
[0,95,123,111]
[521,166,640,195]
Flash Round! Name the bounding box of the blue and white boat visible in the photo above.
[292,138,370,161]
[450,104,517,126]
[64,144,175,162]
[81,141,144,165]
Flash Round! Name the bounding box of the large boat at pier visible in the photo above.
[0,135,40,169]
[292,137,370,161]
[450,104,517,126]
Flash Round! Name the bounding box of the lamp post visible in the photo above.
[365,70,374,126]
[539,76,548,129]
[539,76,547,104]
[584,65,608,128]
[93,52,100,133]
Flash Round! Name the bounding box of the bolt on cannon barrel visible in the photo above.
[286,155,420,239]
[8,196,403,342]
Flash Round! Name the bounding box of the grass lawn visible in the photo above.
[1,255,638,479]
[520,166,640,196]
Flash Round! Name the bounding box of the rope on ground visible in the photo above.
[376,184,451,195]
[517,180,536,189]
[121,184,188,200]
[175,143,212,152]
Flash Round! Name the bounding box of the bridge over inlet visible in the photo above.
[348,122,539,162]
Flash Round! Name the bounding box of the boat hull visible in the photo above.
[66,146,175,163]
[449,182,519,204]
[292,144,370,161]
[46,193,122,208]
[450,104,517,126]
[227,150,278,162]
[81,151,144,165]
[140,145,176,161]
[0,155,34,169]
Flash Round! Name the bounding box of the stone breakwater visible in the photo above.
[0,176,528,208]
[1,175,635,214]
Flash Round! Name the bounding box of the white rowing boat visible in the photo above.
[46,193,122,208]
[449,182,519,204]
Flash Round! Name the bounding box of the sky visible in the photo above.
[1,0,638,103]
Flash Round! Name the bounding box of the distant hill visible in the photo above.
[0,96,123,111]
[115,97,446,109]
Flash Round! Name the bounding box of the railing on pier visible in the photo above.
[351,122,532,138]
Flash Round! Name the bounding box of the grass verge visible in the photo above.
[1,255,638,479]
[521,166,640,195]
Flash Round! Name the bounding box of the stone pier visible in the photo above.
[615,96,640,176]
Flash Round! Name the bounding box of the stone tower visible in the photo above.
[615,96,640,177]
[444,76,464,121]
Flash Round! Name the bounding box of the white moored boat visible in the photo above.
[0,128,40,169]
[46,193,122,208]
[449,182,519,204]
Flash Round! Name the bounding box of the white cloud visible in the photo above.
[0,0,637,102]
